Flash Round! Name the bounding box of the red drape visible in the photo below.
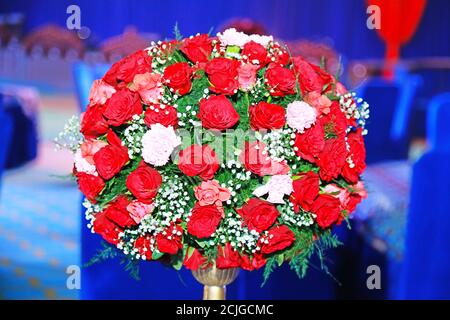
[367,0,427,78]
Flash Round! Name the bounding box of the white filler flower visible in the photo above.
[141,123,181,166]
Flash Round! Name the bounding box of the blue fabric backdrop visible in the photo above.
[1,0,450,60]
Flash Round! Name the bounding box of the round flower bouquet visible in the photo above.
[66,28,369,292]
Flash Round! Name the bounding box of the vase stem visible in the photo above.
[203,285,226,300]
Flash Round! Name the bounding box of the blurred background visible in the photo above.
[0,0,449,300]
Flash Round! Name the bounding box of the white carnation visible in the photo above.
[286,101,317,133]
[217,28,249,47]
[253,175,293,204]
[141,124,181,166]
[248,34,273,47]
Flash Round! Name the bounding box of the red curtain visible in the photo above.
[367,0,427,78]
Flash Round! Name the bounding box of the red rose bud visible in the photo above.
[126,162,162,204]
[180,34,213,63]
[311,194,342,228]
[156,224,183,255]
[294,121,325,163]
[103,49,152,86]
[198,95,239,130]
[134,235,153,260]
[242,41,268,68]
[216,243,241,269]
[342,128,366,184]
[249,101,286,130]
[102,89,143,127]
[163,62,193,95]
[187,203,222,238]
[80,104,109,139]
[205,58,240,95]
[265,66,296,97]
[260,225,295,255]
[104,195,136,228]
[144,104,178,128]
[178,144,219,180]
[240,253,266,271]
[317,137,347,182]
[236,198,279,232]
[76,172,105,203]
[290,172,320,212]
[93,211,122,245]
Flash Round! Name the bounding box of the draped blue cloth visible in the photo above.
[2,0,450,60]
[399,93,450,299]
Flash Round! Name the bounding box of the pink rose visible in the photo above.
[323,184,350,208]
[335,82,348,96]
[127,200,155,224]
[89,79,116,105]
[237,63,258,91]
[304,91,332,115]
[80,139,108,165]
[130,72,163,105]
[194,180,231,206]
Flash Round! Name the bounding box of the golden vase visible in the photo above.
[191,266,239,300]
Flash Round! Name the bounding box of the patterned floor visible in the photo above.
[0,94,80,300]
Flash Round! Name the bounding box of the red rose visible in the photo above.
[81,104,109,139]
[205,58,240,95]
[268,43,290,66]
[180,34,213,63]
[216,243,241,269]
[265,66,296,96]
[317,137,347,181]
[319,102,347,138]
[156,224,183,254]
[249,102,286,130]
[260,225,295,255]
[144,104,178,128]
[236,198,279,232]
[311,194,342,228]
[239,141,289,176]
[163,62,193,95]
[102,89,143,127]
[342,128,366,184]
[103,50,152,86]
[134,235,153,260]
[240,253,266,271]
[187,203,223,238]
[93,130,129,180]
[294,121,325,163]
[198,95,239,130]
[178,144,219,180]
[290,172,320,212]
[126,161,162,204]
[93,211,122,245]
[183,248,207,270]
[242,41,268,68]
[292,56,332,94]
[76,172,105,203]
[104,195,136,228]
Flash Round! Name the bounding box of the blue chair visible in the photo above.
[0,94,14,197]
[399,93,450,299]
[357,75,422,164]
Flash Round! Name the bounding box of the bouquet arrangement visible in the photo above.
[61,28,369,281]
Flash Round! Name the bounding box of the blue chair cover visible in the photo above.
[357,75,421,164]
[399,93,450,299]
[0,95,14,197]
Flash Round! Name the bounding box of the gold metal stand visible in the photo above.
[192,266,239,300]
